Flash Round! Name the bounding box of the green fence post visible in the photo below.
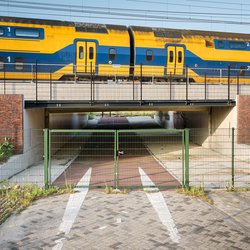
[184,129,190,188]
[182,130,185,187]
[231,127,235,189]
[43,129,49,189]
[114,130,118,188]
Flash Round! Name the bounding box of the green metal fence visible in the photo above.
[44,129,189,189]
[189,128,250,189]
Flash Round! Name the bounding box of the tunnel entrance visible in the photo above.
[45,116,189,189]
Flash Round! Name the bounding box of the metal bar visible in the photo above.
[48,130,52,185]
[237,72,240,95]
[231,127,235,189]
[182,130,185,187]
[228,66,231,101]
[3,66,6,94]
[51,129,117,133]
[170,72,172,100]
[50,69,52,101]
[43,129,49,189]
[140,64,142,105]
[204,72,207,100]
[93,65,95,103]
[35,61,38,102]
[115,130,119,188]
[184,129,189,188]
[186,65,188,101]
[90,62,93,104]
[133,73,135,101]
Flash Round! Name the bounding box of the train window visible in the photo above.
[218,40,225,49]
[146,50,153,61]
[229,41,246,50]
[89,47,94,60]
[109,48,116,60]
[14,58,24,70]
[178,51,182,63]
[0,28,4,36]
[0,57,4,70]
[169,50,174,63]
[79,46,84,59]
[15,28,40,38]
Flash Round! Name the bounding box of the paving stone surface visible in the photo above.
[0,190,249,249]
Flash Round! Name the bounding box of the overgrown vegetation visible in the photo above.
[177,186,213,204]
[0,137,14,163]
[0,184,73,225]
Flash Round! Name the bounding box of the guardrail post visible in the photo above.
[184,128,189,188]
[93,65,95,103]
[170,72,172,100]
[132,73,135,101]
[3,66,6,94]
[35,61,38,102]
[90,62,93,105]
[228,66,231,101]
[50,69,52,100]
[204,72,207,100]
[237,72,240,95]
[140,64,143,105]
[231,127,235,190]
[185,65,188,102]
[44,129,49,189]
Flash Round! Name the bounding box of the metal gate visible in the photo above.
[44,129,189,189]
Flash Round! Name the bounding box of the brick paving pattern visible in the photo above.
[0,190,249,249]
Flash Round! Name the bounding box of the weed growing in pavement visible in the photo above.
[0,184,73,225]
[177,186,213,204]
[104,185,130,194]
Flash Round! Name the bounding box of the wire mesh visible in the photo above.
[49,130,115,188]
[189,128,250,189]
[0,129,44,186]
[117,130,183,188]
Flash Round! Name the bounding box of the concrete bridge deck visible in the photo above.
[2,81,246,108]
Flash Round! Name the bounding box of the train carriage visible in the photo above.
[1,16,250,83]
[130,26,250,83]
[0,16,131,80]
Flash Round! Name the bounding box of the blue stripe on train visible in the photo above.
[0,44,130,73]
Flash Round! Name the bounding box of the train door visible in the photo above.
[166,46,184,75]
[76,41,96,73]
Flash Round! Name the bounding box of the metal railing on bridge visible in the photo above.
[1,63,250,102]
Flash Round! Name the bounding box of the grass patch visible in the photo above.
[0,184,73,225]
[177,186,213,204]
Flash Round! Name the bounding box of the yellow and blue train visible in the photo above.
[1,16,250,82]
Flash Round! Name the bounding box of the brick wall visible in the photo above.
[0,95,23,153]
[237,95,250,144]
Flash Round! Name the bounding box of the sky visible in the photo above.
[0,0,250,34]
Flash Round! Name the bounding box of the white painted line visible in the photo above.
[116,218,122,224]
[52,168,92,250]
[139,167,181,244]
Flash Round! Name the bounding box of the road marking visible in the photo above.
[116,218,122,223]
[52,168,92,250]
[139,167,181,244]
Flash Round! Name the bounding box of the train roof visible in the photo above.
[1,16,250,39]
[0,16,127,33]
[130,26,250,39]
